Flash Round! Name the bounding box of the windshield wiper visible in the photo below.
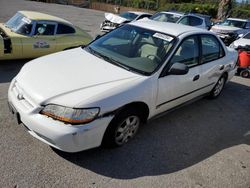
[86,46,130,71]
[85,46,148,75]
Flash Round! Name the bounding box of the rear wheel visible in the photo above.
[102,109,142,148]
[240,70,250,78]
[208,75,226,99]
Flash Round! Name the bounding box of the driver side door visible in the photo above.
[155,35,203,114]
[21,21,57,58]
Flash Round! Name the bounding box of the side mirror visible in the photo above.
[168,62,189,75]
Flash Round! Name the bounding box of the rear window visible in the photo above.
[201,35,225,63]
[189,16,203,26]
[56,24,75,34]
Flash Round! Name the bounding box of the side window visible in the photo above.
[170,36,199,67]
[201,35,225,63]
[56,24,75,34]
[137,14,151,20]
[245,21,250,28]
[190,16,203,26]
[34,23,55,35]
[178,16,189,25]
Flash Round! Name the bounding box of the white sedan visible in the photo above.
[8,20,238,152]
[230,32,250,49]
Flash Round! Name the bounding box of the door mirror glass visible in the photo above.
[168,62,189,75]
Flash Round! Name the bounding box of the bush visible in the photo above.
[230,8,250,19]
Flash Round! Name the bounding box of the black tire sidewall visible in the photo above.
[209,75,226,99]
[240,70,250,78]
[102,108,142,148]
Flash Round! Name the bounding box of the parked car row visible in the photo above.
[100,10,250,49]
[7,10,238,152]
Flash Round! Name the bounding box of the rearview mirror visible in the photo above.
[168,63,189,75]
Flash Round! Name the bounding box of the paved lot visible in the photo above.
[0,1,250,187]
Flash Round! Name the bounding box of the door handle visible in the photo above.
[219,65,224,70]
[193,75,200,81]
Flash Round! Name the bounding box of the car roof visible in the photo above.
[157,11,184,16]
[19,11,72,25]
[130,19,205,36]
[127,11,152,16]
[227,18,249,22]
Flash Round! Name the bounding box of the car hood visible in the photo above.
[234,38,250,47]
[104,13,128,24]
[211,25,241,33]
[16,47,142,106]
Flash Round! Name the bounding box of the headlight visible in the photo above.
[40,104,100,125]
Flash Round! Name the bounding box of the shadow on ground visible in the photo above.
[0,60,29,83]
[54,81,250,179]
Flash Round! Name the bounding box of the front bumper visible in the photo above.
[8,81,113,152]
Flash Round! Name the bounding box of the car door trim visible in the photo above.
[156,82,215,109]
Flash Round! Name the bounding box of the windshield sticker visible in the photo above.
[22,17,32,24]
[33,41,50,49]
[153,33,173,42]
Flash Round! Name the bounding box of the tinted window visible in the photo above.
[178,16,189,25]
[119,12,137,21]
[246,22,250,28]
[189,16,203,26]
[35,23,55,35]
[170,36,199,67]
[150,12,182,23]
[201,35,224,63]
[56,24,75,34]
[137,14,151,20]
[243,32,250,39]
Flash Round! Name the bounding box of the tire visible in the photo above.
[208,75,226,99]
[102,109,142,148]
[240,70,250,78]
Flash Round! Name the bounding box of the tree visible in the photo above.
[217,0,232,20]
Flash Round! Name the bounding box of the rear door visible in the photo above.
[198,34,227,93]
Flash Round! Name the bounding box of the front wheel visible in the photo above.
[102,109,141,148]
[208,75,226,99]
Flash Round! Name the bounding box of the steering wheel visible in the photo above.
[147,54,161,63]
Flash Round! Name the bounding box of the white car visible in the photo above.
[230,32,250,49]
[210,18,250,45]
[150,11,184,23]
[100,11,152,32]
[150,12,212,30]
[8,20,238,152]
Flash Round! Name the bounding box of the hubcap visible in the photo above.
[115,115,140,145]
[214,77,225,96]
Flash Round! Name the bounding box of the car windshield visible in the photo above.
[150,12,182,23]
[119,12,138,21]
[5,12,33,35]
[243,32,250,39]
[221,19,246,28]
[86,24,175,75]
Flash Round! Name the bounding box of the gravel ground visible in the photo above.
[0,1,250,187]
